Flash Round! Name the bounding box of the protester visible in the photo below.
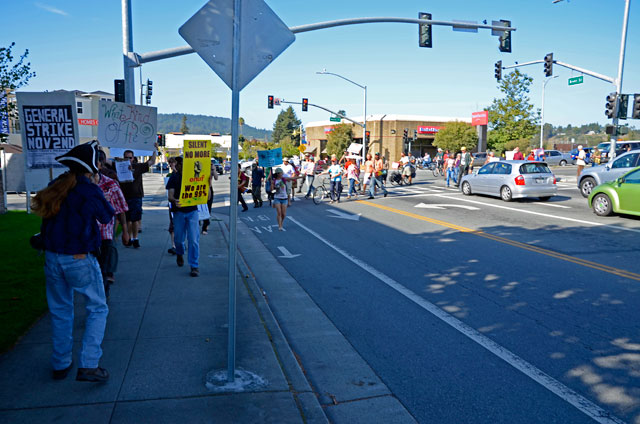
[281,157,296,205]
[368,152,388,199]
[345,158,360,199]
[166,157,178,254]
[201,159,220,234]
[237,164,249,212]
[32,141,114,382]
[321,154,343,203]
[303,155,317,198]
[446,154,457,187]
[362,153,374,195]
[96,149,129,299]
[119,144,158,248]
[166,157,201,277]
[271,168,289,231]
[513,146,524,160]
[251,160,265,208]
[576,145,587,177]
[456,147,472,188]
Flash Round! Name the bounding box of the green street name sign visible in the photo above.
[568,76,584,86]
[329,116,341,122]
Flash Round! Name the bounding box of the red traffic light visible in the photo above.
[302,98,308,112]
[268,95,274,109]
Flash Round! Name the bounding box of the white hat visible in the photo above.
[578,145,583,149]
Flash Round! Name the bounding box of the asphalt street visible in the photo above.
[205,165,640,423]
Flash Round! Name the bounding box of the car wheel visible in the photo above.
[579,177,596,198]
[539,196,551,201]
[461,181,472,195]
[559,160,567,166]
[500,185,512,202]
[592,193,613,216]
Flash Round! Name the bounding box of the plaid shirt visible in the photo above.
[98,174,128,240]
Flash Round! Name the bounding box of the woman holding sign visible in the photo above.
[271,168,288,231]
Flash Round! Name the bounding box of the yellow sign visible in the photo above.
[180,140,211,207]
[298,144,306,153]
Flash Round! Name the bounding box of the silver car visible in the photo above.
[460,160,557,202]
[578,149,640,197]
[543,149,572,166]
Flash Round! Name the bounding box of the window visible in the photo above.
[76,101,83,114]
[548,151,560,157]
[611,153,639,169]
[623,168,640,184]
[478,163,496,175]
[520,163,551,174]
[493,162,512,175]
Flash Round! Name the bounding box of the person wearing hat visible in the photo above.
[456,146,472,188]
[270,167,289,230]
[576,145,587,177]
[32,141,115,382]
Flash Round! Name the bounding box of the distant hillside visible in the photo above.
[157,113,271,140]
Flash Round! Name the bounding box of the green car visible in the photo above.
[589,166,640,216]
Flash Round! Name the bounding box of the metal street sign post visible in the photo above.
[568,76,584,86]
[179,0,294,384]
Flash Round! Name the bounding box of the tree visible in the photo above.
[277,135,300,158]
[487,69,539,154]
[433,121,478,152]
[180,115,189,134]
[1,42,36,127]
[272,106,301,145]
[326,124,353,157]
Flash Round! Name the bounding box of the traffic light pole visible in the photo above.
[279,100,365,129]
[540,76,558,149]
[610,0,631,159]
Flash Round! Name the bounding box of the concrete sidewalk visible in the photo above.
[0,205,326,423]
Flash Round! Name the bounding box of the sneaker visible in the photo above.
[132,239,140,248]
[52,361,73,380]
[384,192,388,197]
[167,247,176,255]
[76,367,109,382]
[177,255,184,267]
[367,196,374,199]
[124,240,132,248]
[190,267,199,277]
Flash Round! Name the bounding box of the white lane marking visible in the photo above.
[394,187,425,194]
[327,209,361,221]
[436,194,640,234]
[277,246,299,258]
[531,202,571,209]
[415,203,480,211]
[288,215,625,424]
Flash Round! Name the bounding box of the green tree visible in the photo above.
[487,69,539,154]
[272,106,301,144]
[180,115,189,134]
[326,124,353,157]
[433,121,478,152]
[277,135,300,158]
[0,42,36,127]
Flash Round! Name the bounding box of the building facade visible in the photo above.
[304,114,472,163]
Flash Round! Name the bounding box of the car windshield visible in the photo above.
[519,163,551,174]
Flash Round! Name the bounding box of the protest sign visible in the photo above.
[257,147,283,168]
[115,160,134,182]
[17,91,78,169]
[0,93,9,135]
[347,143,363,154]
[180,140,211,207]
[97,100,157,151]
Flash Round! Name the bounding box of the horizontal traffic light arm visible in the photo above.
[136,17,516,65]
[502,59,615,84]
[277,99,365,128]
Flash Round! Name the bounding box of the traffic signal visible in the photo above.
[618,94,629,119]
[632,94,640,119]
[302,98,308,112]
[403,128,408,141]
[146,79,153,105]
[544,53,553,77]
[114,79,125,102]
[365,131,370,144]
[605,92,618,119]
[418,12,432,48]
[156,133,165,147]
[494,61,502,81]
[413,129,417,141]
[268,95,274,109]
[498,20,511,53]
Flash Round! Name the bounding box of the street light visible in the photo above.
[540,75,558,149]
[316,69,367,160]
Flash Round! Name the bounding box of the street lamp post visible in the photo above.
[316,70,367,160]
[540,75,558,149]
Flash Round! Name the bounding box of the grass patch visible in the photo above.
[0,211,46,353]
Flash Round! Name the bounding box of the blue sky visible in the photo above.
[3,0,639,132]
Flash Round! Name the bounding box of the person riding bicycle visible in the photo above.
[435,148,444,172]
[422,152,432,168]
[320,154,343,203]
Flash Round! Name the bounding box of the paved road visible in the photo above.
[210,166,640,423]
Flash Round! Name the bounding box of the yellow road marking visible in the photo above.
[358,200,640,282]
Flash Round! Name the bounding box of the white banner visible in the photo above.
[97,100,157,151]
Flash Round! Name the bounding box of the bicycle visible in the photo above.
[312,176,331,205]
[432,162,444,177]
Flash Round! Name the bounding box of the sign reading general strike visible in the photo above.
[179,139,211,207]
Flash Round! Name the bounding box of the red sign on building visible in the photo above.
[78,118,98,126]
[417,126,442,134]
[471,111,488,126]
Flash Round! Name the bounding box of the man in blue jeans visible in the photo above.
[166,157,201,277]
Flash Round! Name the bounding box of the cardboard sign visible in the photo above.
[179,140,211,207]
[17,91,78,169]
[97,100,157,150]
[257,147,283,168]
